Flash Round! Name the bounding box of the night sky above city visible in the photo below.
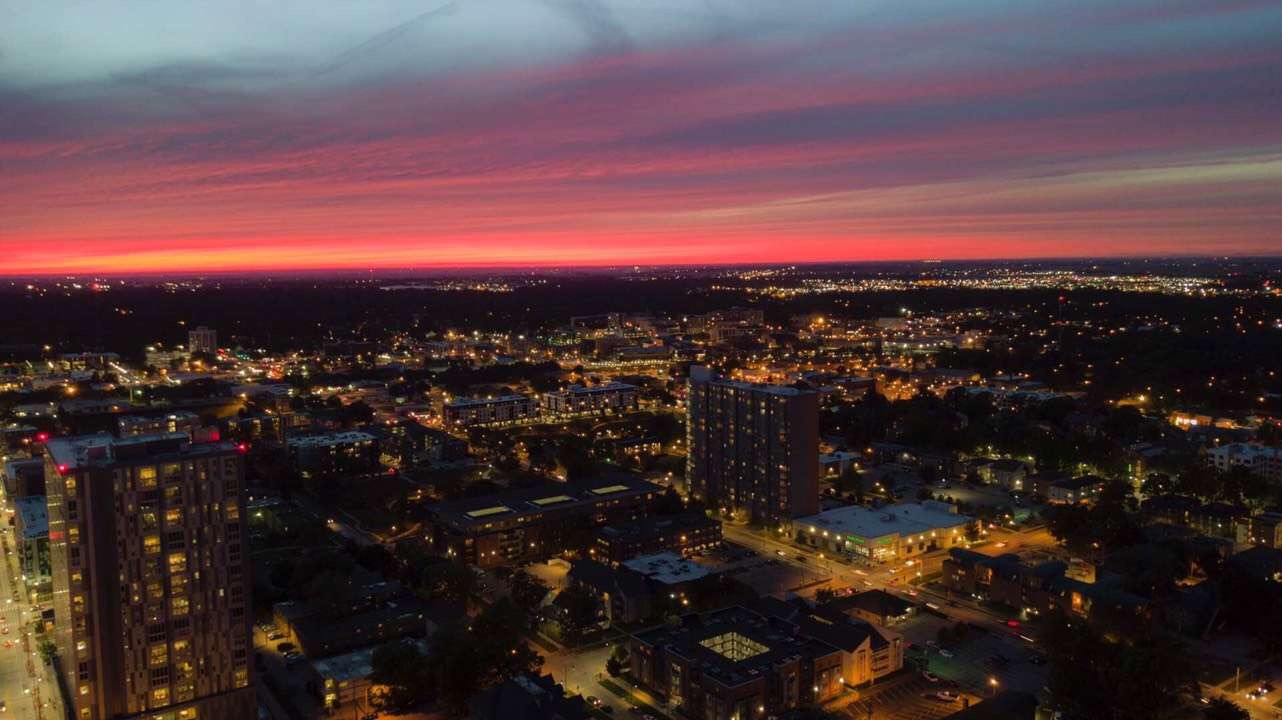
[3,0,1281,274]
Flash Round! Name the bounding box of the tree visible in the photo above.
[1203,698,1250,720]
[37,637,57,665]
[606,643,629,677]
[507,570,550,617]
[555,584,604,643]
[430,557,478,606]
[369,639,431,711]
[1040,611,1197,720]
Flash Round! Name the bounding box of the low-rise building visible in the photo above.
[631,606,845,720]
[286,430,380,478]
[1243,511,1282,549]
[1207,443,1282,483]
[14,496,50,601]
[793,501,971,564]
[425,477,663,567]
[593,513,722,563]
[441,394,539,429]
[273,595,448,658]
[468,674,591,720]
[117,411,203,439]
[1033,475,1106,504]
[942,549,1150,625]
[542,382,638,417]
[829,589,915,627]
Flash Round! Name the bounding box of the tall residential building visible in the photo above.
[187,326,217,355]
[45,433,254,720]
[686,366,819,523]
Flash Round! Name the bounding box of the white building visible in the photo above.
[793,501,970,564]
[1208,443,1282,483]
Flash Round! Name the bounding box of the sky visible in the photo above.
[2,0,1281,274]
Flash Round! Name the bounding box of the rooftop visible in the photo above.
[428,476,661,529]
[797,501,969,541]
[45,432,237,471]
[621,552,716,585]
[285,431,377,448]
[15,497,47,538]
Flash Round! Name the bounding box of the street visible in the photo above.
[0,508,62,720]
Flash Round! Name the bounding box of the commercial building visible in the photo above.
[441,394,539,429]
[593,512,722,563]
[793,501,970,564]
[425,476,663,567]
[1207,443,1282,483]
[45,432,254,720]
[686,366,819,523]
[542,382,638,417]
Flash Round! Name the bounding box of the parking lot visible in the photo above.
[896,614,1048,697]
[840,674,980,720]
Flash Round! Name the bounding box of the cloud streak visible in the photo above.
[1,0,1280,273]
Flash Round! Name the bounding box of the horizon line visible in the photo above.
[3,253,1280,281]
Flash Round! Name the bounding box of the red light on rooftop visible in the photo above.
[236,443,249,454]
[56,464,69,474]
[35,432,50,442]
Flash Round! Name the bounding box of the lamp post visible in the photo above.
[988,676,999,697]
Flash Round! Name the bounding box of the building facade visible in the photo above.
[441,394,539,430]
[45,433,254,720]
[425,477,663,567]
[793,501,970,564]
[631,606,846,720]
[593,513,722,563]
[1208,443,1282,483]
[542,382,639,417]
[186,326,217,355]
[686,367,819,523]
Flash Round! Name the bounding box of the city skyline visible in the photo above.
[4,0,1282,274]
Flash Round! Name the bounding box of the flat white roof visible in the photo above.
[622,551,715,585]
[796,501,968,541]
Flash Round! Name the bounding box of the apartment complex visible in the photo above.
[118,412,203,440]
[686,366,819,523]
[1207,443,1282,483]
[45,432,254,720]
[425,476,663,567]
[631,602,903,720]
[440,394,539,430]
[186,326,217,355]
[542,382,639,417]
[593,512,722,563]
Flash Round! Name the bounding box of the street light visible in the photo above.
[989,677,999,697]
